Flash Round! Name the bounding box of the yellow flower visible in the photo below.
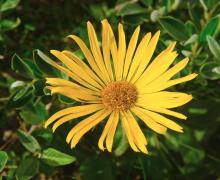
[44,19,197,154]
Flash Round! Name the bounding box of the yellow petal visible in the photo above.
[143,110,183,132]
[165,41,176,53]
[66,109,109,144]
[138,58,193,94]
[131,31,160,83]
[132,107,167,134]
[87,21,110,83]
[50,50,102,91]
[69,110,111,148]
[46,78,100,96]
[44,104,103,128]
[48,86,99,102]
[117,23,126,80]
[144,107,186,119]
[68,35,108,83]
[135,51,178,88]
[52,105,103,132]
[126,111,147,145]
[161,73,198,90]
[106,111,119,152]
[127,32,151,81]
[46,78,80,88]
[105,21,118,80]
[137,92,193,109]
[62,50,106,87]
[98,112,115,151]
[121,112,139,152]
[101,19,114,81]
[123,111,148,154]
[122,26,140,79]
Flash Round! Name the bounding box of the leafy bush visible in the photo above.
[0,0,220,179]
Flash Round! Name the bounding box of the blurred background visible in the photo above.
[0,0,220,179]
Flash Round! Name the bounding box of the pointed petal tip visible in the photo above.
[44,123,48,128]
[50,49,59,55]
[101,19,108,24]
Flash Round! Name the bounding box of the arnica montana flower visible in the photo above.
[44,19,197,154]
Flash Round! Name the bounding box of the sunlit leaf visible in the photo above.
[207,36,220,61]
[41,148,76,167]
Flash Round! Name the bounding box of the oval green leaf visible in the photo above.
[16,157,39,180]
[17,129,41,153]
[41,148,76,167]
[207,36,220,61]
[0,151,8,172]
[159,16,190,41]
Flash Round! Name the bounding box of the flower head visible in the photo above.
[44,19,197,154]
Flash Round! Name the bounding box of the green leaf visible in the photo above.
[33,49,59,77]
[16,157,39,180]
[41,148,76,167]
[19,102,48,125]
[184,34,198,46]
[0,18,20,31]
[200,62,220,80]
[140,0,153,6]
[32,129,53,144]
[199,15,220,44]
[11,54,35,79]
[89,4,105,21]
[159,16,190,41]
[207,36,220,61]
[80,156,115,180]
[17,130,41,153]
[7,88,32,108]
[0,151,8,172]
[32,79,46,96]
[116,3,146,16]
[13,84,31,101]
[0,0,20,12]
[188,4,202,29]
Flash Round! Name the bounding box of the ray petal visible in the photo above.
[130,31,160,83]
[141,109,183,132]
[50,50,102,90]
[44,104,103,128]
[139,58,189,93]
[68,110,111,148]
[87,21,111,83]
[98,112,115,151]
[117,23,126,80]
[68,35,108,83]
[127,32,151,81]
[66,109,110,144]
[123,111,148,153]
[106,111,119,152]
[121,112,139,152]
[62,50,106,87]
[101,19,114,81]
[135,51,178,88]
[122,26,140,79]
[52,105,103,132]
[132,107,167,134]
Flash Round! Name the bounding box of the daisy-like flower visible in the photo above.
[44,19,197,154]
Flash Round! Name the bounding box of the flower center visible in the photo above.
[101,81,138,111]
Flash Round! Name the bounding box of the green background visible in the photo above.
[0,0,220,179]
